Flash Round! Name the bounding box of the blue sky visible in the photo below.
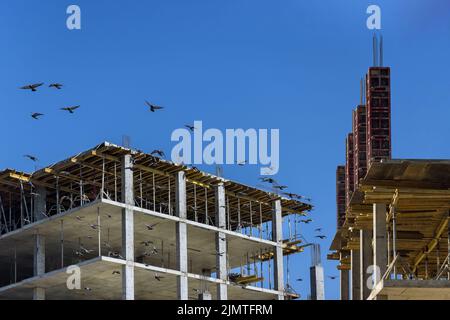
[1,0,450,300]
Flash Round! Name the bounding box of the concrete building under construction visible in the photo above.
[0,142,312,300]
[329,36,450,300]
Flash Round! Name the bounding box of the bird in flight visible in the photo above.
[328,275,338,280]
[315,235,327,240]
[80,246,95,254]
[299,218,313,224]
[145,223,158,231]
[151,150,165,157]
[145,101,164,112]
[20,83,44,92]
[31,113,44,120]
[154,273,164,281]
[296,278,303,282]
[237,160,248,166]
[315,228,322,232]
[259,177,277,184]
[283,192,301,199]
[89,224,100,230]
[185,125,196,132]
[49,83,63,89]
[60,106,80,114]
[141,240,153,247]
[273,185,288,191]
[84,287,92,291]
[24,154,38,162]
[112,271,121,275]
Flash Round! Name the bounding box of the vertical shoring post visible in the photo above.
[168,177,171,215]
[259,203,263,239]
[227,196,230,230]
[97,207,101,256]
[152,173,156,212]
[20,182,24,228]
[56,176,60,215]
[9,193,12,230]
[114,163,117,201]
[392,206,397,279]
[14,244,17,283]
[268,249,272,289]
[60,220,64,268]
[101,157,105,199]
[79,165,83,206]
[194,184,198,222]
[260,248,263,288]
[139,171,143,208]
[205,187,208,225]
[249,201,253,237]
[237,198,241,233]
[288,215,292,241]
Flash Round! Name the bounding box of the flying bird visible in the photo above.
[145,223,158,231]
[89,224,100,230]
[112,271,121,275]
[315,235,327,240]
[154,273,164,281]
[314,228,322,232]
[31,112,44,120]
[185,125,196,132]
[20,83,43,92]
[296,278,303,282]
[49,83,63,89]
[299,219,313,224]
[151,150,165,157]
[145,101,164,112]
[273,185,288,191]
[259,177,277,184]
[24,154,38,162]
[80,246,95,254]
[237,160,248,166]
[328,276,338,280]
[283,192,301,199]
[84,287,92,291]
[60,106,80,114]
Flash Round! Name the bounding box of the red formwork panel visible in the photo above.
[366,67,392,167]
[353,105,367,189]
[336,165,346,229]
[345,133,354,207]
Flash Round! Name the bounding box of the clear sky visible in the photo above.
[1,0,450,300]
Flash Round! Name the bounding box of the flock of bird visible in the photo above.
[20,82,80,120]
[19,86,333,292]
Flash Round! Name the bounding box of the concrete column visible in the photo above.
[340,268,350,300]
[350,249,360,300]
[272,200,284,300]
[33,233,45,300]
[198,291,212,300]
[33,187,47,300]
[339,252,350,300]
[175,171,188,300]
[33,186,47,221]
[360,229,372,300]
[373,203,387,288]
[215,182,228,300]
[121,154,134,300]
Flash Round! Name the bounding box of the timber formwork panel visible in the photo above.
[353,105,367,189]
[336,166,346,229]
[366,67,392,167]
[345,134,355,207]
